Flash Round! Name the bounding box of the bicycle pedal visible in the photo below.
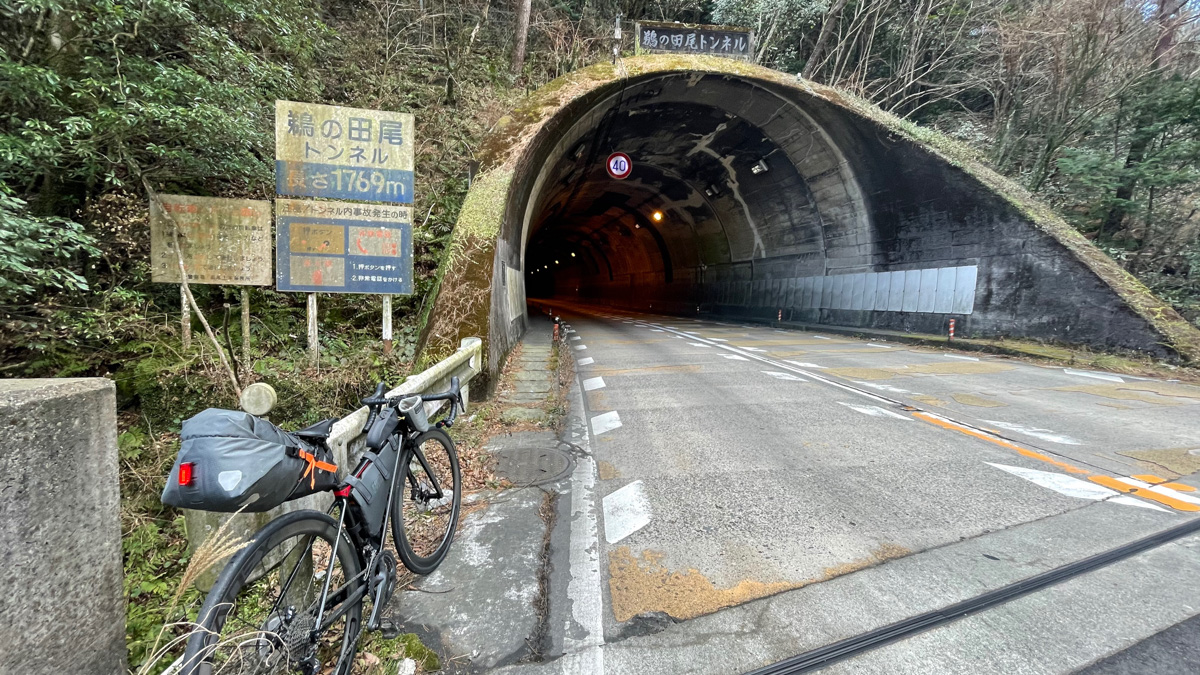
[379,618,402,640]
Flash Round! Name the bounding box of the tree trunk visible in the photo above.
[511,0,531,75]
[1100,0,1182,237]
[802,0,849,81]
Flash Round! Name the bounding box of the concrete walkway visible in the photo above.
[500,317,556,425]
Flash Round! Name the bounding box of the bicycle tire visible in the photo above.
[391,428,462,575]
[181,509,363,675]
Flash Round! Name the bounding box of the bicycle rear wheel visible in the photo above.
[391,428,462,575]
[181,510,363,675]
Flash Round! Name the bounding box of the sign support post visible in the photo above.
[307,293,319,366]
[241,288,251,370]
[181,285,192,350]
[382,295,393,354]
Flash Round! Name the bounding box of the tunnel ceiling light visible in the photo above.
[651,210,664,222]
[571,252,576,257]
[750,159,769,175]
[555,260,560,264]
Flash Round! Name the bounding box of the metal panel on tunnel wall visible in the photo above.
[953,265,978,314]
[934,267,957,314]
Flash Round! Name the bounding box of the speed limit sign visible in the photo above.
[606,152,632,180]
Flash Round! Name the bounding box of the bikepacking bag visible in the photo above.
[161,409,339,513]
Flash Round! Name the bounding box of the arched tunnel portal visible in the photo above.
[419,56,1200,381]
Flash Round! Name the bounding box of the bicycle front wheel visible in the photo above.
[181,509,363,675]
[392,428,462,575]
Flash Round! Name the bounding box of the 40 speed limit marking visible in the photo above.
[606,152,632,180]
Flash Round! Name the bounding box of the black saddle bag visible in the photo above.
[161,409,339,513]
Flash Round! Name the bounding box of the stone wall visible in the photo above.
[0,378,125,675]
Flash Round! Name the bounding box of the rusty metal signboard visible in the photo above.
[150,194,272,285]
[634,21,753,60]
[275,101,415,205]
[275,199,413,294]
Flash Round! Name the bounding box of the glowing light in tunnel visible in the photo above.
[651,210,664,222]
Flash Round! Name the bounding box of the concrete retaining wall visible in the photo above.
[0,378,125,675]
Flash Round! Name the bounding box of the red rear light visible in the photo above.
[178,462,194,486]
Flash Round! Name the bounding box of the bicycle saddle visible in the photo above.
[295,418,336,440]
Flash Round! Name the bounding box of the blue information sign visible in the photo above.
[275,209,413,294]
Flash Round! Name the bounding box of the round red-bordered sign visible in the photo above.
[606,152,632,180]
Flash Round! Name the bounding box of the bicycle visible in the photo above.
[180,377,465,675]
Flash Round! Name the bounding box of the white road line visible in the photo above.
[688,343,711,348]
[838,402,912,420]
[574,344,587,351]
[812,335,832,340]
[944,354,980,361]
[1109,496,1169,512]
[650,329,664,332]
[867,343,892,349]
[762,371,805,382]
[743,347,766,352]
[982,420,1081,445]
[563,371,604,667]
[1063,368,1125,383]
[1114,477,1200,505]
[673,335,685,339]
[710,338,728,342]
[786,361,826,369]
[582,377,606,391]
[854,381,910,394]
[570,336,581,341]
[987,462,1118,500]
[590,411,622,435]
[577,357,594,366]
[721,354,749,361]
[602,480,652,544]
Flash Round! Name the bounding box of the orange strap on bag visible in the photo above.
[298,449,338,489]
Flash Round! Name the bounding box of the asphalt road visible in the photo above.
[520,302,1200,675]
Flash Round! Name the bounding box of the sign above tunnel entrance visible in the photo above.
[275,101,415,204]
[634,21,754,61]
[606,152,632,180]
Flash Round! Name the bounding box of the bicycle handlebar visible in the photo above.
[361,376,463,433]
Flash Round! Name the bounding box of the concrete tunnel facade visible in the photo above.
[417,56,1200,382]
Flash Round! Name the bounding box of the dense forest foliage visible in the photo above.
[2,0,1198,669]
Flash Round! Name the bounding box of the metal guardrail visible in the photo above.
[183,337,483,590]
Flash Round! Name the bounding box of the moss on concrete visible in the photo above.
[420,54,1200,368]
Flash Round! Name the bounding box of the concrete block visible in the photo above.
[0,378,125,675]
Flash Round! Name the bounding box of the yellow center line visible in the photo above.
[911,411,1090,475]
[1088,476,1200,512]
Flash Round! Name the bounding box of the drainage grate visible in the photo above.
[493,446,574,486]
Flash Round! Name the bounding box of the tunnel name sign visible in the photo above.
[149,194,272,285]
[275,101,414,204]
[275,199,413,294]
[634,21,753,60]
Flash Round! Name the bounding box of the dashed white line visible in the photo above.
[602,480,652,544]
[1063,368,1124,383]
[812,335,832,340]
[854,381,910,394]
[743,347,766,352]
[866,343,892,349]
[982,420,1081,445]
[688,343,711,348]
[840,401,912,417]
[786,361,825,369]
[762,371,805,382]
[577,357,594,366]
[573,345,587,351]
[570,336,581,341]
[943,354,980,361]
[582,377,606,391]
[721,354,749,361]
[590,411,622,435]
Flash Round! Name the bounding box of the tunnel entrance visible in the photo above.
[521,73,871,317]
[417,56,1200,377]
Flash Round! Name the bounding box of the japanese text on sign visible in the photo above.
[149,194,272,286]
[275,101,415,205]
[634,22,753,59]
[275,199,414,295]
